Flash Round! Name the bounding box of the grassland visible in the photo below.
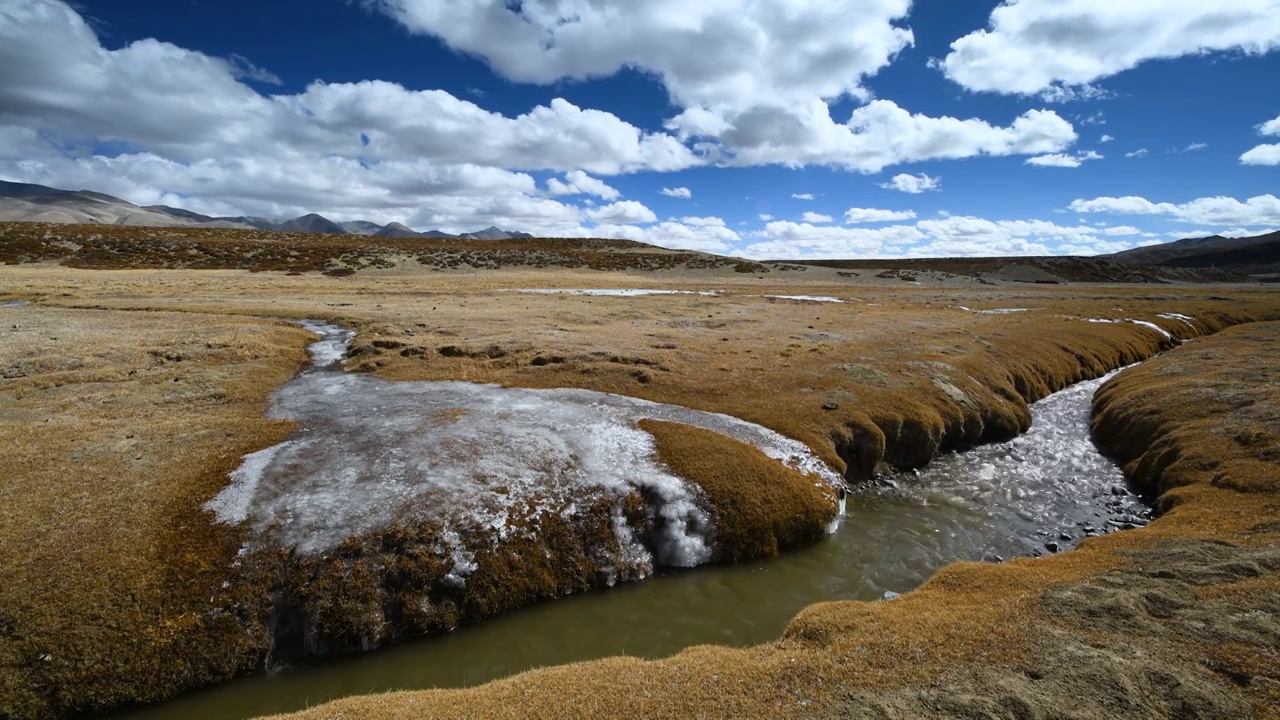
[1,224,1279,718]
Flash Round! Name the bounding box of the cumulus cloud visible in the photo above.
[940,1,1280,96]
[880,173,940,193]
[737,215,1147,259]
[371,1,1076,171]
[1241,144,1280,165]
[844,207,917,224]
[669,100,1077,171]
[1070,194,1280,226]
[585,200,658,225]
[546,170,621,200]
[801,212,834,223]
[0,0,721,240]
[1241,114,1280,165]
[589,220,739,254]
[1100,134,1114,143]
[1025,150,1103,167]
[660,186,692,199]
[367,0,914,113]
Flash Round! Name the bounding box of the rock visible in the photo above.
[1045,541,1060,553]
[882,591,901,601]
[822,402,839,411]
[983,554,1005,564]
[438,345,467,358]
[1059,532,1073,541]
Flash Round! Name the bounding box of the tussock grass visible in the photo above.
[640,420,837,562]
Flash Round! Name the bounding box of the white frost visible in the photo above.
[955,306,1033,314]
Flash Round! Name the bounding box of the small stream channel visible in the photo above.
[112,322,1152,720]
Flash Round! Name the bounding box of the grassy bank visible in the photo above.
[263,321,1280,720]
[2,265,1278,717]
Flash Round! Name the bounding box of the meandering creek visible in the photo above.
[113,322,1151,720]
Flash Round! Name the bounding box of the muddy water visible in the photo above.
[113,328,1150,720]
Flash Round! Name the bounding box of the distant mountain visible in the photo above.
[0,180,535,240]
[459,225,535,240]
[376,222,421,238]
[277,213,349,235]
[1109,230,1280,277]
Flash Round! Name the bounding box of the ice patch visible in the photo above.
[0,300,27,308]
[764,295,844,303]
[511,289,719,297]
[956,306,1033,314]
[295,320,355,367]
[1157,312,1196,328]
[1127,319,1173,340]
[208,322,842,575]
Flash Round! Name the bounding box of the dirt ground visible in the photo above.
[1,260,1278,719]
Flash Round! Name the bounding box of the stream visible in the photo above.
[112,322,1151,720]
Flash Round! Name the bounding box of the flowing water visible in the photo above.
[112,323,1151,720]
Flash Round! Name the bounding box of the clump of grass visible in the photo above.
[639,419,837,562]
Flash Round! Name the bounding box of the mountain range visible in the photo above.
[1106,230,1280,278]
[0,180,534,240]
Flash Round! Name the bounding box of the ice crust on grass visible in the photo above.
[208,322,842,579]
[955,306,1033,314]
[764,295,845,303]
[511,288,719,297]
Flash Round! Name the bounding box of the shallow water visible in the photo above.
[114,324,1150,720]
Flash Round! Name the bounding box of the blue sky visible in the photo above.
[0,0,1277,258]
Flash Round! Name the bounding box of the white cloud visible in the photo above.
[1126,148,1149,158]
[679,216,727,227]
[1241,144,1280,166]
[792,193,816,200]
[669,99,1077,171]
[1241,114,1280,165]
[0,0,715,237]
[741,221,925,259]
[738,215,1146,259]
[758,213,774,221]
[369,0,914,114]
[801,212,834,223]
[660,186,692,199]
[1038,83,1111,103]
[589,220,739,254]
[844,207,917,224]
[586,200,658,225]
[1172,142,1208,153]
[940,1,1280,96]
[546,170,621,200]
[1100,134,1114,143]
[1070,194,1280,226]
[880,173,940,193]
[1025,150,1103,167]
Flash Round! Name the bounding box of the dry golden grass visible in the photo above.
[0,308,312,718]
[1,262,1279,718]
